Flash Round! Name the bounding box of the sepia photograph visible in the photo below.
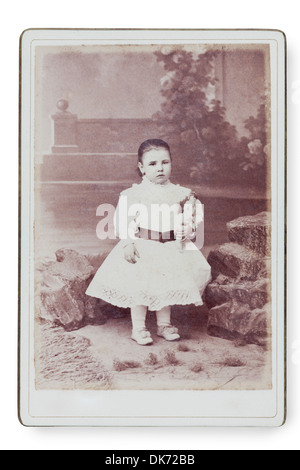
[19,29,286,426]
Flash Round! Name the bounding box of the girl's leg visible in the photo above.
[131,305,147,331]
[131,306,153,346]
[156,306,180,341]
[156,306,171,328]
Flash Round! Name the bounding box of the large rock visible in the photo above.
[227,211,271,256]
[36,249,106,331]
[205,211,272,346]
[207,301,271,346]
[204,275,269,310]
[207,242,267,281]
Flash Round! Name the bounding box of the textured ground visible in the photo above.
[35,305,272,391]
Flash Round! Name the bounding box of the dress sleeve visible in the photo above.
[114,189,140,247]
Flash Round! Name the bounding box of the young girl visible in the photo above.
[86,139,211,345]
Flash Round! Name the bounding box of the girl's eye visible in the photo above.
[163,161,170,164]
[149,162,156,166]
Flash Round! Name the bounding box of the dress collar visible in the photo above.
[142,176,171,188]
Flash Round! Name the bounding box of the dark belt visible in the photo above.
[137,228,176,243]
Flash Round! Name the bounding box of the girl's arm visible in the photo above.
[176,192,204,240]
[114,191,139,247]
[194,198,204,227]
[114,190,141,263]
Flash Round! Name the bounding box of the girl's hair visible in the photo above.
[137,139,171,165]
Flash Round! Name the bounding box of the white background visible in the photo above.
[0,0,297,450]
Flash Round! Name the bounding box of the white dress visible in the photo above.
[86,177,211,311]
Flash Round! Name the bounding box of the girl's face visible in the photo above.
[138,148,172,185]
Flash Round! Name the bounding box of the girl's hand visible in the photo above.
[175,222,194,240]
[123,243,140,264]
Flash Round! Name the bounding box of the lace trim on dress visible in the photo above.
[93,285,203,311]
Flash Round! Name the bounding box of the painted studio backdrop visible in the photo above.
[34,44,272,391]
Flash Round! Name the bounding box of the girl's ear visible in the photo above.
[138,162,144,175]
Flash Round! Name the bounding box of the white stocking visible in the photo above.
[156,306,171,327]
[131,305,147,331]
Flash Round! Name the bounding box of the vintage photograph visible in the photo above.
[31,39,274,393]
